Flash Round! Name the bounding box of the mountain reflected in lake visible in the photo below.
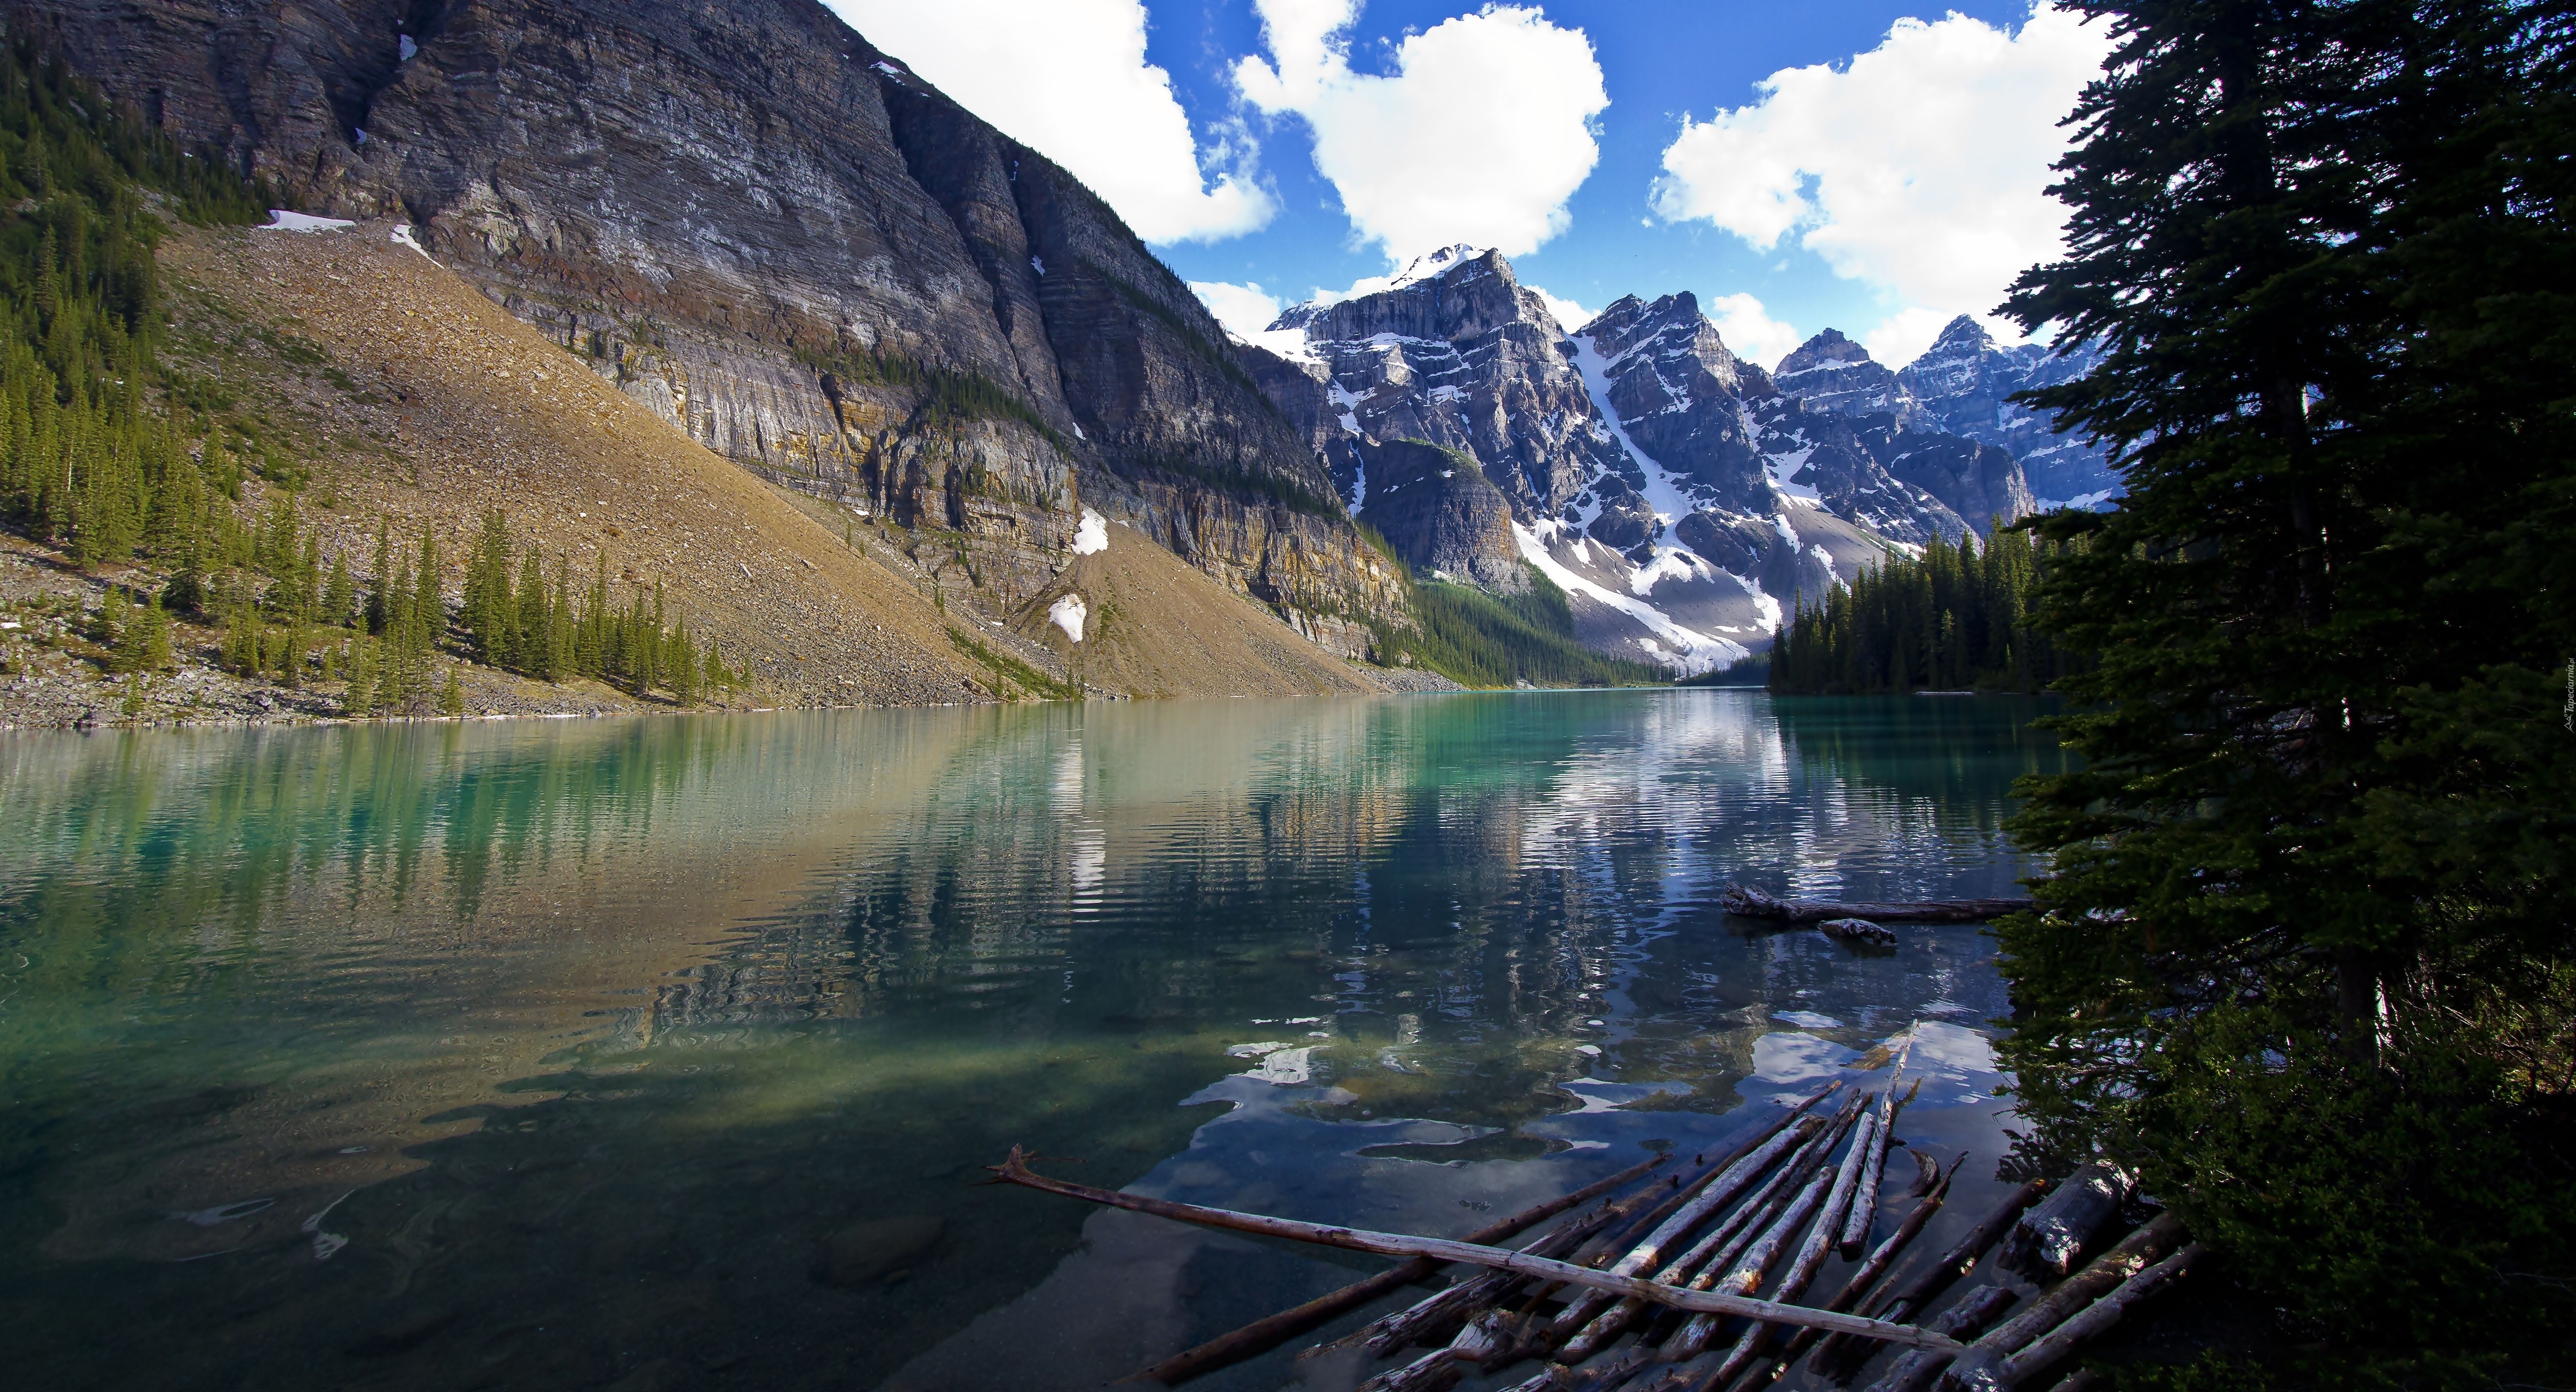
[0,692,2067,1392]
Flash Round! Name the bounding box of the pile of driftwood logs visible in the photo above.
[990,1071,2195,1392]
[1717,886,2034,949]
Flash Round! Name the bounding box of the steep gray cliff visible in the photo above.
[31,0,1405,643]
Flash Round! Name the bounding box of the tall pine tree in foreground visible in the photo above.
[1999,2,2574,1385]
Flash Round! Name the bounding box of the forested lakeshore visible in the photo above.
[1766,528,2076,694]
[1973,2,2576,1389]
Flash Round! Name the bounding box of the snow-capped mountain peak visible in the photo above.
[1232,250,2103,675]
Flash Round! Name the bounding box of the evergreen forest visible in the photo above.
[1766,529,2074,693]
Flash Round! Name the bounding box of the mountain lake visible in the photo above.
[0,690,2071,1392]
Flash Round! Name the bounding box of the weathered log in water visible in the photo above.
[1721,884,2031,924]
[1940,1216,2191,1392]
[982,1147,1966,1349]
[1751,1160,1955,1388]
[1985,1243,2203,1389]
[1127,1149,1674,1385]
[1575,1099,1861,1366]
[1660,1102,1868,1362]
[1998,1160,2137,1280]
[1862,1286,2022,1392]
[1543,1090,1848,1356]
[1821,918,1901,946]
[1808,1177,2047,1380]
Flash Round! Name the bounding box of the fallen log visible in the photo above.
[1360,1177,1662,1357]
[1839,1049,1909,1258]
[1545,1091,1852,1354]
[983,1146,1964,1350]
[1379,1089,1845,1369]
[1808,1177,2046,1380]
[1561,1099,1864,1365]
[1940,1216,2191,1392]
[1661,1103,1869,1363]
[1126,1147,1674,1385]
[1985,1244,2202,1389]
[1998,1160,2136,1280]
[1740,1158,1955,1389]
[1721,884,2031,924]
[1862,1286,2021,1392]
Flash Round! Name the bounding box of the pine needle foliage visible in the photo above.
[1767,529,2074,693]
[1994,3,2576,1385]
[0,35,264,565]
[459,508,740,703]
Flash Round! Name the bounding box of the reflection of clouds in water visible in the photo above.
[1893,1020,1997,1103]
[1907,1020,1994,1075]
[1048,742,1084,813]
[1773,1010,1842,1030]
[1753,1030,1858,1083]
[1068,831,1105,898]
[1238,1046,1316,1085]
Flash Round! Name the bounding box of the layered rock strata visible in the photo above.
[33,0,1405,651]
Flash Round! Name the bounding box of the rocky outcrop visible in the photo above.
[1358,439,1527,591]
[31,0,1405,648]
[1797,315,2122,509]
[1773,329,1921,424]
[1273,246,1623,520]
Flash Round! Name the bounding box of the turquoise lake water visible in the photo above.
[0,691,2069,1392]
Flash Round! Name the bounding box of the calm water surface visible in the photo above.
[0,691,2068,1392]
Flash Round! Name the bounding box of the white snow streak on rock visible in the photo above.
[389,225,434,260]
[1070,508,1108,556]
[1047,594,1088,643]
[1513,523,1747,675]
[262,210,355,233]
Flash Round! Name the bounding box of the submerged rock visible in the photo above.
[1819,917,1898,947]
[812,1214,945,1289]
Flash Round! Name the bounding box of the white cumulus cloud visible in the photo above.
[1705,293,1801,370]
[1236,0,1607,265]
[1652,5,2109,364]
[1528,287,1595,334]
[1189,280,1287,339]
[824,0,1274,244]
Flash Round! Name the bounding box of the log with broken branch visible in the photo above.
[1938,1216,2195,1392]
[983,1146,1965,1351]
[1720,884,2031,924]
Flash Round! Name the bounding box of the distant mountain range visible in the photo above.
[30,0,2116,681]
[1243,246,2116,672]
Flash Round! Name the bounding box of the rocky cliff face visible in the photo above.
[1786,315,2121,509]
[32,0,1405,649]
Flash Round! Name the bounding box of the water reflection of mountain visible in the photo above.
[659,693,2054,1119]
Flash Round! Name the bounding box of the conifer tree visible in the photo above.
[1993,4,2576,1382]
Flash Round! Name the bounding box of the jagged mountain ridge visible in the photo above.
[1244,249,2104,674]
[32,0,1406,655]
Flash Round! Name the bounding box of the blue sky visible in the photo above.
[828,1,2110,368]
